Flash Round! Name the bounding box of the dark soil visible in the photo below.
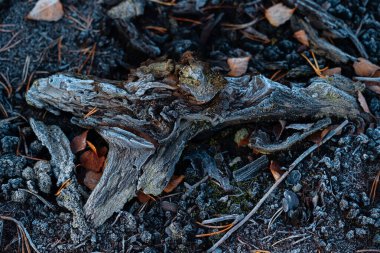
[0,0,379,252]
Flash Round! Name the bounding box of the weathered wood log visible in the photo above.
[25,57,363,227]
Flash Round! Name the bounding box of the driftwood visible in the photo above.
[26,57,363,227]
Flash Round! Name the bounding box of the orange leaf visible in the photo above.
[293,30,309,47]
[322,67,341,76]
[27,0,64,22]
[234,128,250,147]
[269,161,283,181]
[137,191,151,203]
[367,84,380,95]
[163,175,185,193]
[86,140,98,155]
[357,90,371,114]
[265,3,295,27]
[97,146,108,157]
[70,130,88,154]
[83,171,102,190]
[308,125,341,144]
[80,150,105,172]
[353,58,380,77]
[227,57,251,77]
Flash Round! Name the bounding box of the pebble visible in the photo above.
[1,136,19,153]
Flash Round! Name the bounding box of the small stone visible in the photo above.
[346,230,355,239]
[282,190,299,213]
[339,199,349,210]
[11,189,27,203]
[121,212,136,231]
[22,167,35,180]
[29,140,44,155]
[140,231,152,243]
[8,178,23,189]
[346,208,360,219]
[355,228,368,238]
[373,234,380,244]
[34,161,52,194]
[1,136,19,153]
[0,154,27,178]
[286,170,301,185]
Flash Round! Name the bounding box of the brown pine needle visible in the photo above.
[171,16,202,25]
[84,107,98,119]
[195,221,232,229]
[270,70,282,80]
[55,178,72,196]
[145,26,168,33]
[301,51,327,78]
[149,0,176,6]
[86,140,98,155]
[195,223,234,238]
[369,170,380,204]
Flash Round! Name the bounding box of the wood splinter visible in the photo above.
[26,57,363,227]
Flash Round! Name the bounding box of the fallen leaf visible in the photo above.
[27,0,64,22]
[357,90,371,114]
[269,160,283,181]
[367,84,380,95]
[80,150,106,172]
[70,130,88,154]
[137,191,153,203]
[164,175,185,193]
[265,3,295,27]
[83,171,102,190]
[97,146,108,157]
[227,56,251,77]
[353,58,380,77]
[293,30,309,47]
[308,125,341,144]
[322,67,341,76]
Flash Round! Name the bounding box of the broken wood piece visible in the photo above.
[249,118,332,153]
[287,0,368,58]
[26,57,362,227]
[233,155,268,182]
[185,150,232,191]
[29,119,90,242]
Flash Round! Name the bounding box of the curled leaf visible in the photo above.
[80,150,106,172]
[84,171,102,190]
[164,175,185,193]
[27,0,64,22]
[293,30,309,47]
[269,160,282,181]
[357,90,371,114]
[70,130,88,154]
[227,56,251,77]
[353,58,380,77]
[265,3,295,27]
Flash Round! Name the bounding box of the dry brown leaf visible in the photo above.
[293,30,309,47]
[265,3,295,27]
[27,0,64,22]
[308,125,341,144]
[357,90,371,114]
[80,150,106,172]
[322,67,342,76]
[137,191,151,203]
[227,56,251,77]
[353,58,380,77]
[269,160,283,181]
[367,84,380,95]
[83,171,102,190]
[70,130,88,154]
[163,175,185,193]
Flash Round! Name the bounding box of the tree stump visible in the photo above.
[26,57,363,227]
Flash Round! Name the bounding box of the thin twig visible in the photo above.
[353,77,380,83]
[207,120,349,252]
